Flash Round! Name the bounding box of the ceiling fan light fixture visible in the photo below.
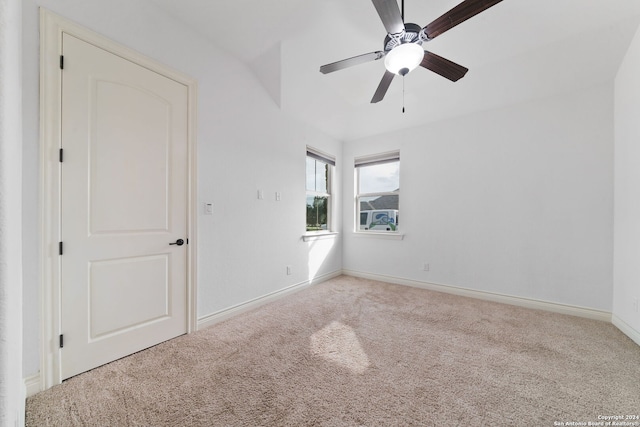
[384,43,424,76]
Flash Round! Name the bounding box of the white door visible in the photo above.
[60,33,189,379]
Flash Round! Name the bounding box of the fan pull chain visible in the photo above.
[402,76,406,113]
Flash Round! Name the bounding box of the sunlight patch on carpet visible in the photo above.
[310,321,370,374]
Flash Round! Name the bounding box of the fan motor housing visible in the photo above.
[384,23,424,52]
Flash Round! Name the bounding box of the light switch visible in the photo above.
[204,203,213,215]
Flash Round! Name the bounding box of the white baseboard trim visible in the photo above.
[17,380,26,427]
[24,373,41,398]
[197,270,342,330]
[343,270,612,322]
[612,315,640,346]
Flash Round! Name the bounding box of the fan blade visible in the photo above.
[371,71,395,103]
[320,51,385,74]
[371,0,405,36]
[423,0,504,40]
[420,51,468,82]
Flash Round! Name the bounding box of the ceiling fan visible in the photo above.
[319,0,504,103]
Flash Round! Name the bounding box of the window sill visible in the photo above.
[302,232,339,242]
[353,232,404,240]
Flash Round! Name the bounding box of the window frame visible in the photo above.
[355,151,400,234]
[305,147,335,235]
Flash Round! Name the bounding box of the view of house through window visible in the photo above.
[306,148,334,232]
[355,152,400,232]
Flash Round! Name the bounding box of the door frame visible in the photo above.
[39,9,198,391]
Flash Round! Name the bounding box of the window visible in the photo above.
[306,148,335,232]
[355,151,400,232]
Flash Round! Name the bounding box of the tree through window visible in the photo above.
[306,148,335,232]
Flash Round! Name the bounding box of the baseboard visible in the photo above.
[197,270,342,330]
[24,373,41,398]
[343,270,612,322]
[612,315,640,346]
[17,380,26,427]
[9,374,39,426]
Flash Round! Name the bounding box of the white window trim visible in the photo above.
[302,232,339,242]
[305,147,336,237]
[355,151,400,234]
[354,150,400,167]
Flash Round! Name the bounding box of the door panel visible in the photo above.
[61,33,188,379]
[89,255,170,339]
[90,80,171,234]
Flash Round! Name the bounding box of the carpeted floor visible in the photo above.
[26,275,640,426]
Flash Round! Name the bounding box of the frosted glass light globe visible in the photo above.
[384,43,424,76]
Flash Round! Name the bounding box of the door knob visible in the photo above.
[170,239,185,246]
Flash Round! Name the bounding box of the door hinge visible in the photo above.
[59,334,64,348]
[59,148,63,163]
[60,55,64,70]
[59,241,63,255]
[186,238,189,245]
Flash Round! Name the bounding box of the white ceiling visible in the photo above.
[149,0,640,141]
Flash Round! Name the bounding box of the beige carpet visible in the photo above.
[27,275,640,426]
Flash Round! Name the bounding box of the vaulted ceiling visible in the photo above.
[149,0,640,141]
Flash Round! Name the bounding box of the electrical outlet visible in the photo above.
[257,190,264,200]
[276,192,281,201]
[423,263,429,271]
[286,265,292,275]
[633,297,639,313]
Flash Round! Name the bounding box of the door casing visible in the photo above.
[39,8,198,391]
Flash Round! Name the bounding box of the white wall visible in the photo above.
[613,24,640,341]
[343,84,614,311]
[22,0,342,378]
[1,0,24,423]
